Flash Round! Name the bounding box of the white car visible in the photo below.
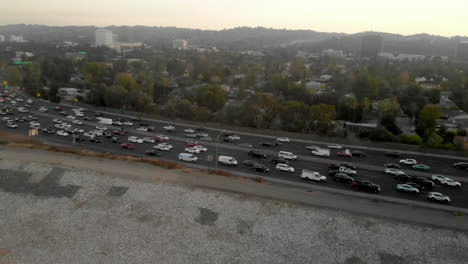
[52,119,63,123]
[277,137,290,143]
[400,159,417,165]
[90,130,103,136]
[122,121,133,126]
[7,122,18,128]
[55,123,66,129]
[427,192,451,203]
[184,128,195,133]
[128,136,143,143]
[143,137,155,143]
[72,120,83,125]
[155,134,169,140]
[441,178,462,188]
[96,125,108,131]
[396,184,419,193]
[431,175,449,183]
[26,99,33,104]
[66,115,76,120]
[11,100,17,105]
[306,145,319,150]
[276,163,295,173]
[29,122,40,128]
[16,98,24,102]
[154,143,173,151]
[18,107,28,113]
[74,112,84,117]
[83,132,93,138]
[184,147,201,154]
[278,151,297,160]
[73,128,84,133]
[385,168,405,176]
[56,130,69,136]
[193,145,208,152]
[38,107,47,112]
[163,125,175,131]
[327,144,342,149]
[136,127,148,132]
[339,166,356,176]
[229,135,240,140]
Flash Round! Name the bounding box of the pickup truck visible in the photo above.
[300,169,326,183]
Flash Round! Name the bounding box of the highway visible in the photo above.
[1,89,468,209]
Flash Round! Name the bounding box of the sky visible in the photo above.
[2,0,468,37]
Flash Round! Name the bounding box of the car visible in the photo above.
[185,133,198,138]
[453,162,468,170]
[400,159,417,165]
[351,180,380,193]
[73,128,84,133]
[339,166,356,176]
[128,136,143,143]
[385,151,401,158]
[192,145,208,152]
[122,121,133,126]
[113,130,126,136]
[145,149,160,156]
[328,170,341,177]
[29,122,40,128]
[112,121,122,126]
[16,98,24,102]
[18,107,28,113]
[276,137,290,143]
[184,128,195,133]
[410,177,434,189]
[74,135,85,141]
[260,142,279,147]
[384,163,400,169]
[186,142,198,148]
[155,135,169,141]
[120,143,135,150]
[163,125,176,132]
[396,184,419,194]
[200,136,213,142]
[334,173,354,184]
[56,130,69,136]
[271,157,289,164]
[248,150,267,158]
[54,106,63,111]
[385,168,406,176]
[96,125,108,131]
[6,122,17,128]
[328,163,356,170]
[154,143,173,151]
[59,111,68,116]
[412,164,430,171]
[431,175,451,184]
[111,137,122,143]
[242,160,258,167]
[276,163,295,173]
[278,151,297,161]
[143,137,155,143]
[337,149,352,158]
[441,178,462,188]
[427,192,451,203]
[327,144,342,149]
[185,147,201,154]
[351,151,366,157]
[136,127,148,132]
[306,145,319,151]
[26,99,33,104]
[41,128,55,134]
[83,116,93,121]
[252,164,269,173]
[72,120,83,125]
[223,136,237,142]
[90,137,101,143]
[405,182,424,191]
[94,112,104,117]
[395,174,411,182]
[225,134,240,140]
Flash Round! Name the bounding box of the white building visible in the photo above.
[9,35,25,42]
[95,29,114,47]
[322,49,344,58]
[173,39,188,50]
[0,35,5,42]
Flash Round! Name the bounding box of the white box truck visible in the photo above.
[218,155,238,166]
[178,153,198,162]
[311,148,330,157]
[301,169,326,182]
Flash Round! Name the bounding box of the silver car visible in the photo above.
[427,192,451,203]
[396,184,419,193]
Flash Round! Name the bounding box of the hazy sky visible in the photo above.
[2,0,468,36]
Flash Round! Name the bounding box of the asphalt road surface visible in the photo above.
[1,89,467,209]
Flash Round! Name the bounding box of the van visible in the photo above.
[218,155,238,166]
[278,151,297,161]
[312,148,330,157]
[178,153,198,162]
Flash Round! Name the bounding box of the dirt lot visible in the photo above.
[1,146,467,264]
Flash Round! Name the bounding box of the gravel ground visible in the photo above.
[1,158,468,264]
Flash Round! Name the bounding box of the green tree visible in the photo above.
[352,71,379,100]
[311,104,336,134]
[195,84,227,112]
[278,101,310,132]
[83,62,107,83]
[417,105,441,135]
[424,132,443,148]
[175,99,195,119]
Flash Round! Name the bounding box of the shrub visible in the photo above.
[401,134,423,145]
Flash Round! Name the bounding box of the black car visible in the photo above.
[74,135,85,141]
[260,142,279,147]
[41,128,55,134]
[351,151,366,157]
[223,137,235,143]
[271,157,288,164]
[351,180,380,193]
[328,170,341,177]
[196,127,206,131]
[252,164,269,173]
[248,150,267,158]
[111,137,122,143]
[145,149,160,156]
[95,112,103,117]
[395,174,410,182]
[332,163,356,170]
[103,131,113,138]
[139,122,149,127]
[410,177,434,189]
[59,111,68,116]
[384,163,400,169]
[385,151,401,158]
[242,160,258,167]
[334,173,354,184]
[90,137,100,143]
[405,182,425,191]
[83,116,93,121]
[454,162,468,170]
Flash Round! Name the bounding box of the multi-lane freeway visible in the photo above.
[1,89,468,209]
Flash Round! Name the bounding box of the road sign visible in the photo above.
[207,155,213,161]
[2,81,7,86]
[28,128,38,136]
[36,93,41,97]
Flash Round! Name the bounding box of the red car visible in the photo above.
[337,151,352,158]
[153,136,166,142]
[120,143,135,150]
[113,130,126,135]
[2,94,8,98]
[54,106,62,111]
[186,142,199,147]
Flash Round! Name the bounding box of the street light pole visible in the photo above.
[215,130,226,171]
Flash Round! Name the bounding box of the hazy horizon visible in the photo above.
[2,0,468,37]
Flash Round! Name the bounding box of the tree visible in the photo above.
[377,97,399,115]
[346,96,358,122]
[6,66,22,86]
[416,105,441,136]
[83,62,108,83]
[311,104,336,134]
[424,132,443,148]
[195,84,228,112]
[425,89,441,104]
[289,59,307,81]
[103,85,128,108]
[278,101,310,132]
[352,71,379,100]
[175,99,195,119]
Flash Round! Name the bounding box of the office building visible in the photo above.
[173,39,188,50]
[322,49,344,58]
[360,34,383,58]
[95,29,114,47]
[0,35,5,42]
[456,41,468,62]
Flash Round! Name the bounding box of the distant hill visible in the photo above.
[0,24,467,56]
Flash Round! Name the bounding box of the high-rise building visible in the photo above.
[456,41,468,62]
[95,29,114,47]
[173,39,188,50]
[0,35,5,42]
[360,34,383,58]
